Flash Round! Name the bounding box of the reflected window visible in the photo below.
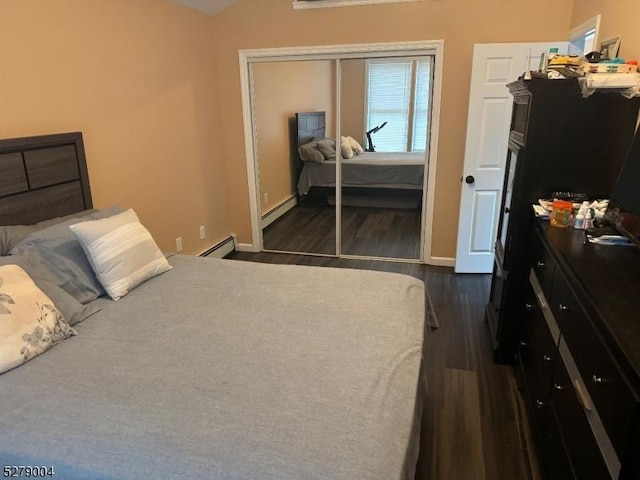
[365,58,432,152]
[583,28,596,54]
[568,15,600,56]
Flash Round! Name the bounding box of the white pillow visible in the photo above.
[340,136,354,159]
[69,209,171,301]
[0,264,76,374]
[347,136,364,155]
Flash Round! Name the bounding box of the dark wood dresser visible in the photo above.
[486,78,640,364]
[518,220,640,479]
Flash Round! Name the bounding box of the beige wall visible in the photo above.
[0,0,227,255]
[2,0,591,260]
[252,60,334,215]
[571,1,640,60]
[212,0,574,258]
[341,59,367,146]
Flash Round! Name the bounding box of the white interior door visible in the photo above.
[454,42,567,273]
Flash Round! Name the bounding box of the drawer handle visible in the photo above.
[536,261,545,268]
[536,292,548,310]
[535,399,545,409]
[574,380,593,412]
[519,340,529,347]
[525,303,534,311]
[592,375,609,385]
[553,383,565,391]
[559,304,569,312]
[543,355,554,362]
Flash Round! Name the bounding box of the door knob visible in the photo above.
[465,175,475,185]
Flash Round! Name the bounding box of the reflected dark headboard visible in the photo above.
[0,132,93,226]
[296,111,326,147]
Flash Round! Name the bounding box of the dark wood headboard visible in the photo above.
[0,132,93,226]
[296,112,326,147]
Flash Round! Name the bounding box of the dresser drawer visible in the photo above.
[519,284,558,401]
[552,273,639,459]
[531,232,556,300]
[536,400,575,480]
[550,355,611,479]
[524,305,557,393]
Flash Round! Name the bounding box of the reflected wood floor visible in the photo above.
[263,202,421,259]
[225,251,540,480]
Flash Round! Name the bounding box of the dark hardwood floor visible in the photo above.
[225,250,540,480]
[263,201,421,259]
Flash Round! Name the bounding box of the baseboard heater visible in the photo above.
[199,235,236,259]
[262,194,297,229]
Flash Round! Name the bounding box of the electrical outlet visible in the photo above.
[175,237,183,252]
[263,192,268,203]
[199,225,206,240]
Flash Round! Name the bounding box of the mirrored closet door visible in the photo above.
[250,52,433,261]
[339,57,431,260]
[252,59,337,256]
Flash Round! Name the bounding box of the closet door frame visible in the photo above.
[239,40,444,263]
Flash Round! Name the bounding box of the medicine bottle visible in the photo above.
[584,209,594,230]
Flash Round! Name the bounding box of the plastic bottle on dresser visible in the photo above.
[574,201,589,230]
[584,209,594,230]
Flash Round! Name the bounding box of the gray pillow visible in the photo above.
[10,206,125,304]
[315,138,337,161]
[298,142,325,164]
[0,255,100,326]
[0,209,97,256]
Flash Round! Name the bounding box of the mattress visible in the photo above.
[297,152,425,195]
[0,255,426,480]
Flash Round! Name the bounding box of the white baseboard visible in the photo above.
[236,243,258,252]
[428,256,455,267]
[262,195,297,229]
[199,235,237,258]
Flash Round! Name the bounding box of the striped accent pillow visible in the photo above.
[69,209,171,301]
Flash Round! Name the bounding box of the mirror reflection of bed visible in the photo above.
[270,111,424,258]
[251,57,430,260]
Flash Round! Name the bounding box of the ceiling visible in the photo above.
[171,0,236,15]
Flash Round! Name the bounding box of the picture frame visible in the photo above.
[599,36,621,60]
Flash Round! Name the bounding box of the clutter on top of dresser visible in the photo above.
[529,47,640,98]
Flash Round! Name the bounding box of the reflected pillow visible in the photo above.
[298,142,325,164]
[70,209,171,301]
[315,138,337,161]
[0,256,100,326]
[347,136,364,155]
[0,264,77,374]
[10,206,125,304]
[340,136,354,159]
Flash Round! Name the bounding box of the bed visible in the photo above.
[295,112,425,198]
[0,133,426,479]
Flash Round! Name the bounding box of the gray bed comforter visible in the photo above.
[0,255,425,480]
[297,154,425,196]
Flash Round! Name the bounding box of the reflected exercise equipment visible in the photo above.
[365,121,387,152]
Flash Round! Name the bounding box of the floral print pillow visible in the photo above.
[0,265,77,374]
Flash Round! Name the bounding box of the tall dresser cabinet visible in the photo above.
[486,78,640,479]
[486,78,640,364]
